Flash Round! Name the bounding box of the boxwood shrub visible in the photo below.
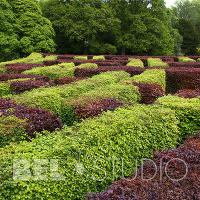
[178,57,196,62]
[93,56,105,60]
[0,115,27,148]
[0,83,12,97]
[126,58,144,67]
[131,69,166,90]
[23,63,76,80]
[147,58,168,67]
[74,56,88,60]
[157,95,200,139]
[0,104,181,199]
[77,63,98,69]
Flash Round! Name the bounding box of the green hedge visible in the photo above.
[0,83,12,97]
[0,53,57,67]
[93,55,105,60]
[0,104,181,199]
[0,115,27,148]
[156,95,200,139]
[74,56,88,60]
[126,58,144,67]
[147,58,168,67]
[178,57,196,62]
[76,63,98,69]
[131,69,166,90]
[23,63,75,80]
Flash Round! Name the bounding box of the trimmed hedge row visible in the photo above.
[86,132,200,199]
[75,66,145,78]
[126,58,144,67]
[178,57,196,62]
[0,53,57,68]
[175,89,200,99]
[0,104,182,199]
[131,69,166,90]
[0,73,50,82]
[6,63,44,74]
[93,56,105,60]
[23,63,76,81]
[165,67,200,94]
[54,77,85,85]
[157,95,200,139]
[0,115,27,147]
[0,98,62,144]
[170,62,200,68]
[132,82,165,104]
[147,58,169,67]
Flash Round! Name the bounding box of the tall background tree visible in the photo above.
[7,0,56,55]
[0,0,19,61]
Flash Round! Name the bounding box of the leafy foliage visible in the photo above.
[86,132,200,199]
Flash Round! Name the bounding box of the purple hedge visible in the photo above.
[0,98,62,138]
[0,73,50,82]
[6,63,44,73]
[74,98,127,119]
[133,82,165,104]
[10,80,55,93]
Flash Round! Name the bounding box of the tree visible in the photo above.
[0,0,19,61]
[178,18,198,55]
[8,0,56,55]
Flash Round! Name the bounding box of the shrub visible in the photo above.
[86,132,200,200]
[132,82,165,104]
[0,104,181,199]
[175,89,200,99]
[0,67,7,73]
[23,63,76,80]
[6,63,44,74]
[0,83,12,97]
[132,69,166,90]
[75,66,145,78]
[170,62,200,68]
[74,56,88,60]
[74,98,128,119]
[10,80,54,93]
[157,95,200,138]
[166,68,200,94]
[147,58,169,67]
[0,98,62,138]
[126,59,144,67]
[0,52,44,67]
[178,57,196,62]
[76,63,98,69]
[0,73,50,82]
[92,56,105,60]
[54,77,84,85]
[0,114,27,148]
[43,55,58,61]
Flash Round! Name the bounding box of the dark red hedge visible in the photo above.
[6,63,44,73]
[0,73,50,82]
[10,80,55,93]
[166,68,200,94]
[74,98,128,119]
[85,132,200,200]
[175,89,200,99]
[132,82,165,104]
[74,66,145,78]
[170,62,200,68]
[0,98,62,138]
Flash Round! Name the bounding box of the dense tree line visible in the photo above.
[1,0,200,61]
